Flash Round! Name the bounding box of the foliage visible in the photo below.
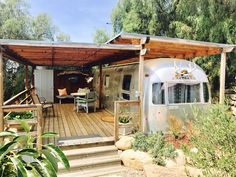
[0,0,70,101]
[0,121,70,177]
[93,28,110,44]
[6,111,34,120]
[167,115,184,139]
[118,116,131,124]
[132,132,177,166]
[112,0,236,95]
[189,104,236,176]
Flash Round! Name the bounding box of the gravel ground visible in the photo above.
[102,167,145,177]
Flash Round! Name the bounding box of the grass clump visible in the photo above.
[189,104,236,176]
[132,132,177,166]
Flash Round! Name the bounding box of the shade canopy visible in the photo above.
[0,39,140,66]
[0,32,235,67]
[107,32,235,60]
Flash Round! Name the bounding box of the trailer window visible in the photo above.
[104,75,110,87]
[152,83,165,104]
[203,83,210,103]
[122,75,132,91]
[168,83,200,104]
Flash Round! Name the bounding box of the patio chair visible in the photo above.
[76,91,96,113]
[31,93,55,117]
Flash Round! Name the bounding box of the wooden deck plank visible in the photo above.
[56,104,66,137]
[89,113,113,137]
[42,104,114,142]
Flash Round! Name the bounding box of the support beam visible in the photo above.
[31,66,35,87]
[0,48,4,135]
[99,64,103,109]
[138,48,146,132]
[25,65,29,90]
[25,65,29,103]
[219,52,226,104]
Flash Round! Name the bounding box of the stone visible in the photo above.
[144,164,186,177]
[190,147,198,153]
[165,149,186,168]
[144,164,203,177]
[115,136,134,150]
[120,149,153,170]
[185,166,203,177]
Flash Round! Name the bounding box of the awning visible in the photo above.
[0,39,140,66]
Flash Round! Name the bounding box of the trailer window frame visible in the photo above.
[152,82,165,105]
[104,75,110,88]
[122,74,132,91]
[167,81,201,104]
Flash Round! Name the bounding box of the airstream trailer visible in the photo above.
[93,58,211,133]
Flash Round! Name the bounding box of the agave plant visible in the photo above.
[0,121,70,177]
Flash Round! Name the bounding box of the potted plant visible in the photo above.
[5,111,36,131]
[118,116,132,135]
[0,121,70,177]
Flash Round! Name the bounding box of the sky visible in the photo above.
[28,0,118,43]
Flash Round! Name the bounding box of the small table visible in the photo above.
[71,92,87,110]
[56,95,74,104]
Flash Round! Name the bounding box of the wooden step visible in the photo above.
[63,145,118,160]
[58,154,121,173]
[58,136,114,147]
[58,164,125,177]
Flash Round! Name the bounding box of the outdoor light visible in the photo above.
[86,77,93,83]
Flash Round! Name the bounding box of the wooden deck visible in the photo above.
[42,104,114,144]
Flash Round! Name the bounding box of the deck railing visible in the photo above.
[2,87,43,149]
[114,100,140,141]
[4,87,34,105]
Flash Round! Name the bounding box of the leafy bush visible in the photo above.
[6,111,34,120]
[132,132,149,152]
[118,116,131,124]
[167,115,184,139]
[0,121,70,177]
[189,104,236,176]
[132,132,177,166]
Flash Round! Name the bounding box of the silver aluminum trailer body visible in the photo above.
[93,58,210,133]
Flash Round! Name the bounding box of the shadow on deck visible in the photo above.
[42,104,114,144]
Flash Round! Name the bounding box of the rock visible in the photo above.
[190,147,198,153]
[144,164,187,177]
[120,149,152,170]
[165,149,186,168]
[115,136,134,150]
[185,166,203,177]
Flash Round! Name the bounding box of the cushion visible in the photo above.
[58,88,68,96]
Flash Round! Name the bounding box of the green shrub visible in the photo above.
[132,132,149,152]
[189,104,236,176]
[132,132,177,166]
[6,111,34,120]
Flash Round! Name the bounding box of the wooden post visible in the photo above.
[36,104,43,149]
[0,48,4,135]
[99,64,103,109]
[114,101,119,142]
[31,66,35,87]
[138,54,144,131]
[25,65,29,103]
[219,52,226,104]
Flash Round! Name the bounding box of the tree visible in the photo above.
[111,0,179,36]
[0,0,70,100]
[56,32,71,42]
[111,0,236,95]
[93,28,110,44]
